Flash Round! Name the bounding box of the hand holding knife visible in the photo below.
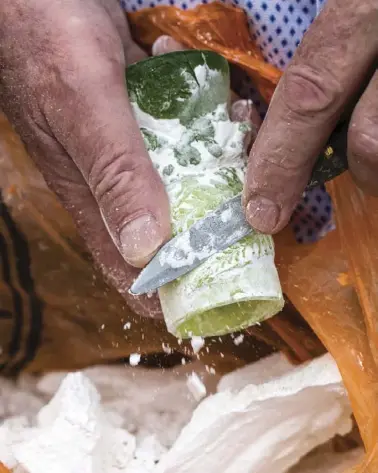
[131,118,349,295]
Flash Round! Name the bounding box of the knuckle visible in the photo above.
[261,152,310,173]
[248,151,309,200]
[251,145,312,178]
[281,65,342,116]
[88,150,144,204]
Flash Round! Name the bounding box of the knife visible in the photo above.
[130,118,349,295]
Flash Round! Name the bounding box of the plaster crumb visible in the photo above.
[0,353,354,473]
[190,337,205,355]
[162,343,172,354]
[129,354,141,367]
[205,365,216,375]
[123,322,131,330]
[159,354,352,473]
[186,373,207,401]
[234,334,244,346]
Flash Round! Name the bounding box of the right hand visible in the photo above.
[0,0,172,318]
[243,0,378,234]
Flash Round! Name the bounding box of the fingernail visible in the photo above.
[120,214,163,267]
[231,100,251,122]
[152,36,169,56]
[246,196,280,233]
[152,36,185,56]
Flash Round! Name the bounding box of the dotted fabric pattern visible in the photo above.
[121,0,335,242]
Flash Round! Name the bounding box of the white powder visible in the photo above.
[193,64,219,90]
[0,355,356,473]
[158,354,352,473]
[10,373,137,473]
[205,366,216,375]
[233,334,244,346]
[162,343,172,354]
[0,363,211,473]
[131,101,245,188]
[186,373,207,401]
[190,337,205,354]
[130,354,141,367]
[131,105,184,143]
[158,230,215,269]
[220,207,233,223]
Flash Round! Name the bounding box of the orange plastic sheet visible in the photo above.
[128,2,282,103]
[275,198,378,472]
[128,5,378,469]
[128,4,378,468]
[328,173,378,368]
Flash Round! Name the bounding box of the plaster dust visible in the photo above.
[186,372,207,401]
[132,100,246,189]
[0,354,359,473]
[133,95,249,273]
[190,336,205,354]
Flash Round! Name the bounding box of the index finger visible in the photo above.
[244,0,378,234]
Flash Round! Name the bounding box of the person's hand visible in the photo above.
[0,0,172,317]
[244,0,378,234]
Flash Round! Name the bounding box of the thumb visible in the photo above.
[42,55,171,268]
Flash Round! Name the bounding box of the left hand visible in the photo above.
[0,0,172,319]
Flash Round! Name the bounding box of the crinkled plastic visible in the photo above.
[128,2,282,103]
[275,196,378,473]
[128,4,378,470]
[0,2,377,469]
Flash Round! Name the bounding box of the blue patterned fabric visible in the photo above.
[122,0,334,242]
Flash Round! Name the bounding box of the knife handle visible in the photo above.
[306,63,378,190]
[306,118,349,190]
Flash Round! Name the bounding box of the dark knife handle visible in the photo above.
[306,118,349,190]
[306,63,378,190]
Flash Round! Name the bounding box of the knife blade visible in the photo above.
[130,194,252,295]
[130,117,349,295]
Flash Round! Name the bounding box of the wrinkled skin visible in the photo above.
[0,0,256,318]
[0,0,169,317]
[156,2,378,233]
[244,0,378,233]
[0,0,377,317]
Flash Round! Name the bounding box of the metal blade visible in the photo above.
[130,194,252,295]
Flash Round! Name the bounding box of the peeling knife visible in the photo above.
[130,119,349,295]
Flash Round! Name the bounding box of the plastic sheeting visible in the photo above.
[128,2,282,103]
[128,4,378,471]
